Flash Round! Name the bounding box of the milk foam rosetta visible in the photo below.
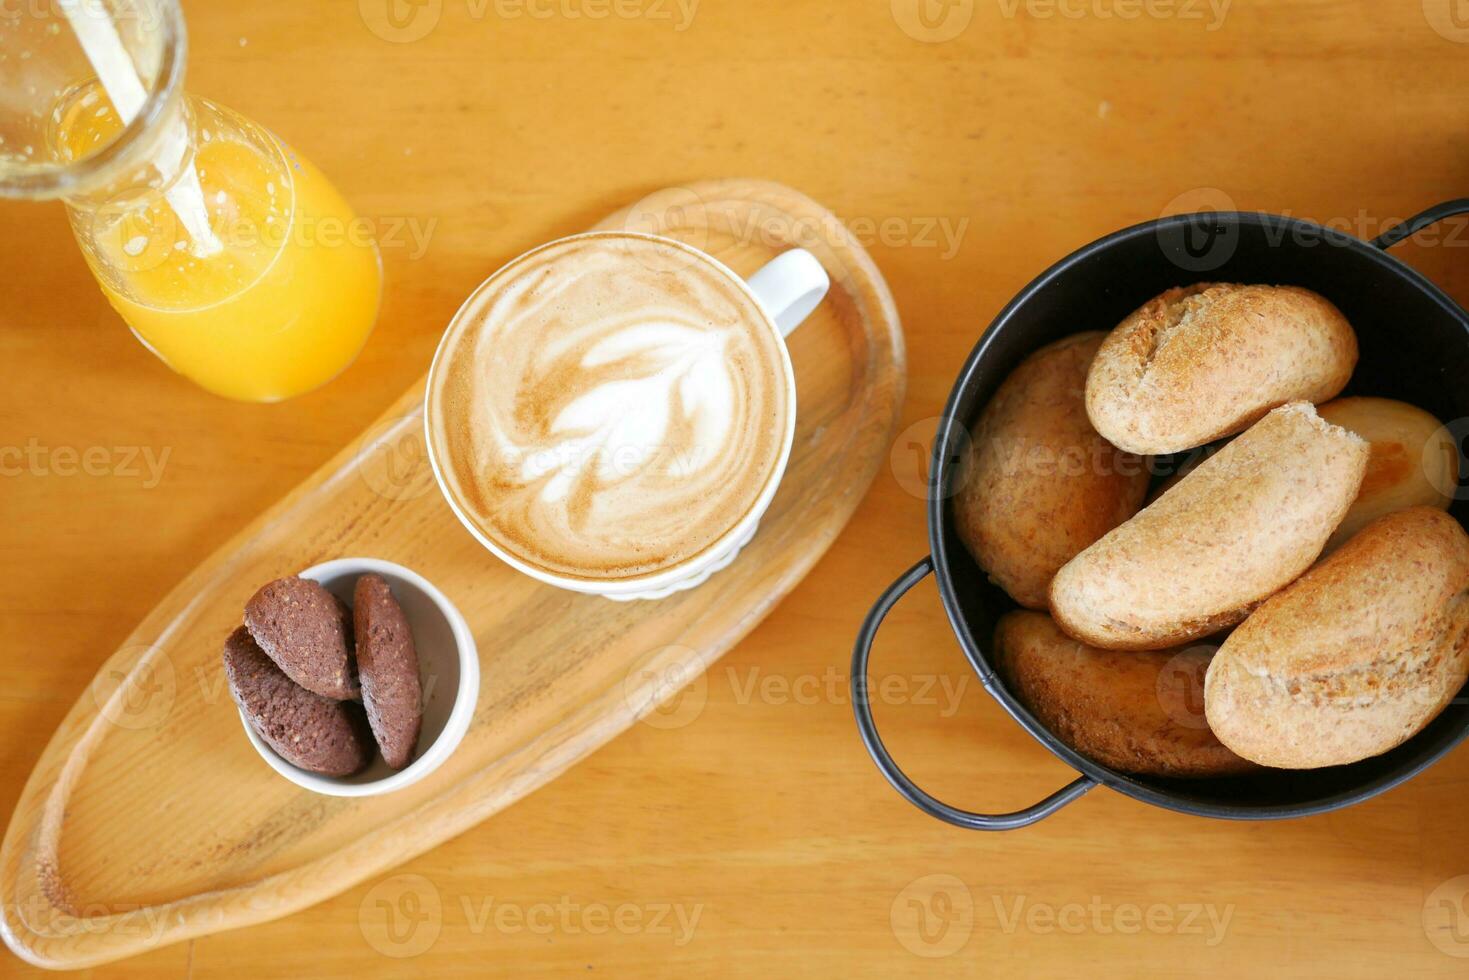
[430,234,791,580]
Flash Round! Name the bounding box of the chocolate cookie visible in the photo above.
[244,577,359,700]
[352,573,423,769]
[222,627,373,777]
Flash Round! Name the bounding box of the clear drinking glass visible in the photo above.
[0,0,382,402]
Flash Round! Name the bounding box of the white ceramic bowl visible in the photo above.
[236,557,479,797]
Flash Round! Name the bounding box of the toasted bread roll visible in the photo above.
[994,611,1254,778]
[1049,403,1368,650]
[1205,507,1469,769]
[1086,283,1358,454]
[953,332,1149,609]
[1317,397,1457,552]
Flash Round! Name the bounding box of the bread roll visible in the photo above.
[1049,402,1368,650]
[1205,507,1469,769]
[1086,283,1358,454]
[994,611,1254,778]
[1317,397,1457,552]
[953,332,1149,609]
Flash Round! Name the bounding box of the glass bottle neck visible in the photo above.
[56,86,198,212]
[0,0,188,203]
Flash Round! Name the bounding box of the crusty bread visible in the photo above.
[994,611,1255,778]
[1049,402,1368,650]
[1086,283,1358,455]
[1205,507,1469,769]
[953,332,1149,609]
[1317,397,1456,552]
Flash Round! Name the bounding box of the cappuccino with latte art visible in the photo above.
[426,232,821,594]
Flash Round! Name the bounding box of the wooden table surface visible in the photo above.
[3,0,1469,976]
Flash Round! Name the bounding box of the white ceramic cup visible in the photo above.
[235,558,479,796]
[425,232,830,600]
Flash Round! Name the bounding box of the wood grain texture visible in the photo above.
[2,0,1469,976]
[0,179,904,968]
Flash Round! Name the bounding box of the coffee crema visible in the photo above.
[428,233,792,581]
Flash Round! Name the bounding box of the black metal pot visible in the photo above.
[851,200,1469,830]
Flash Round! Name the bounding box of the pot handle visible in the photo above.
[850,557,1097,830]
[1372,198,1469,250]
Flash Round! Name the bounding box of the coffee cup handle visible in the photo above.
[744,249,831,337]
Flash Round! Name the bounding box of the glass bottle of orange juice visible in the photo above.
[0,0,381,402]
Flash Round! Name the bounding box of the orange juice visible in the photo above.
[53,86,382,402]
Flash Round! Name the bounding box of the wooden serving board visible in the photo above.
[0,179,905,969]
